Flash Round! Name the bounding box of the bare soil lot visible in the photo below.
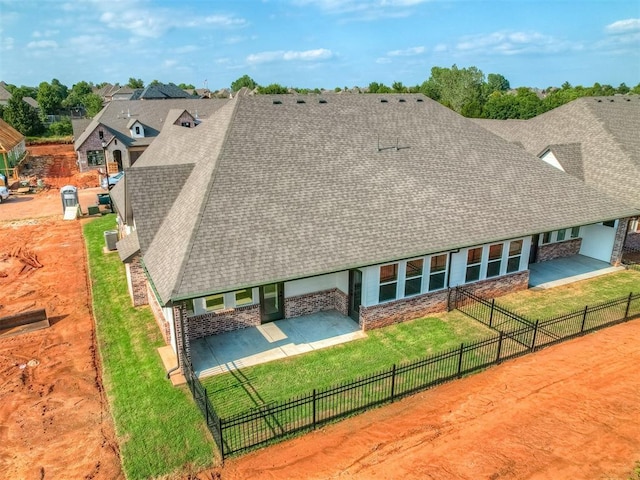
[0,142,122,479]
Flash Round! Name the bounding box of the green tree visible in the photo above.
[48,118,73,136]
[3,87,45,136]
[37,78,68,115]
[482,89,542,119]
[392,81,407,93]
[617,83,630,94]
[256,83,288,94]
[367,82,391,93]
[128,77,144,88]
[149,79,162,86]
[421,65,485,114]
[83,93,104,117]
[231,74,258,92]
[631,83,640,94]
[177,83,196,90]
[484,73,510,98]
[63,81,93,109]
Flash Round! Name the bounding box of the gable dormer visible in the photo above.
[127,118,145,138]
[173,110,197,128]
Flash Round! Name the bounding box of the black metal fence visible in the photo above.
[181,286,640,460]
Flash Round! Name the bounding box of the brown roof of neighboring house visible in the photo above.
[0,118,25,153]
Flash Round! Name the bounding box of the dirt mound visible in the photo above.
[19,143,99,189]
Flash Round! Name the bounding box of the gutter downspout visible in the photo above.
[166,302,181,379]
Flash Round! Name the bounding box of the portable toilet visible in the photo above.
[60,185,78,213]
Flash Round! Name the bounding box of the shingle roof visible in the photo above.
[474,95,640,208]
[73,98,229,151]
[116,229,140,263]
[130,83,195,100]
[0,118,24,153]
[129,94,640,305]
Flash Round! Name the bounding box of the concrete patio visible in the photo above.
[528,254,624,290]
[190,310,366,378]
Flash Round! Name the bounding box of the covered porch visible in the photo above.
[528,254,624,290]
[190,310,365,379]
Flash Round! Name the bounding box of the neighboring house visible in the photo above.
[474,95,640,234]
[72,98,229,172]
[0,117,26,181]
[110,93,639,363]
[130,83,197,101]
[0,81,12,106]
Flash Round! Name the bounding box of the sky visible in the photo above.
[1,0,639,91]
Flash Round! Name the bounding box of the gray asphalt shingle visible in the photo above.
[129,94,640,305]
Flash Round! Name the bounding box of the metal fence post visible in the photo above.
[489,299,495,328]
[312,389,317,429]
[457,343,464,377]
[219,417,224,461]
[391,364,396,402]
[204,387,209,425]
[531,320,539,351]
[625,292,633,319]
[496,331,503,363]
[580,305,588,332]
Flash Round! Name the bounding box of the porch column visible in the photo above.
[610,218,630,266]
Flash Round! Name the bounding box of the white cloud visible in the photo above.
[456,31,581,56]
[26,40,58,49]
[202,14,247,27]
[163,59,178,68]
[171,45,200,54]
[376,57,391,64]
[247,48,333,64]
[1,36,14,51]
[433,43,447,53]
[605,18,640,34]
[387,46,425,57]
[291,0,427,20]
[33,30,59,38]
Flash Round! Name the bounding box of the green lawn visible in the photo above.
[497,269,640,320]
[203,310,495,418]
[84,215,216,479]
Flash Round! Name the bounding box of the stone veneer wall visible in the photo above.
[626,231,640,250]
[187,305,261,340]
[284,288,348,318]
[127,254,148,306]
[537,238,582,262]
[77,127,114,172]
[611,218,630,265]
[359,271,529,331]
[147,283,171,345]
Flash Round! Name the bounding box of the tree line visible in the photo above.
[1,66,638,138]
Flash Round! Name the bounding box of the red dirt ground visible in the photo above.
[0,143,123,479]
[220,320,640,480]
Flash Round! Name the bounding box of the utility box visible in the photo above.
[97,193,111,205]
[104,230,118,251]
[60,185,78,213]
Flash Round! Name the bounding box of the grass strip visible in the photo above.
[203,311,494,418]
[84,215,215,479]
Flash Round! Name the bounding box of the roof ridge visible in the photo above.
[169,96,241,302]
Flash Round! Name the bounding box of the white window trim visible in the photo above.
[376,254,450,304]
[540,227,582,245]
[194,288,258,314]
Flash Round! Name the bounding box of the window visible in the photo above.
[87,150,105,166]
[135,126,141,135]
[570,227,580,238]
[404,259,423,296]
[486,244,503,278]
[465,248,483,283]
[507,240,523,273]
[379,264,398,302]
[429,254,447,291]
[205,294,224,311]
[181,121,191,127]
[235,288,253,306]
[98,130,104,140]
[556,229,566,241]
[603,220,616,228]
[541,232,552,244]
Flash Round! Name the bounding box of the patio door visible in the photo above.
[348,270,362,322]
[260,283,284,323]
[529,234,540,264]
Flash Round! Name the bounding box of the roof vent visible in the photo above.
[416,98,424,102]
[596,99,602,102]
[296,99,306,104]
[609,99,614,102]
[273,100,282,105]
[399,98,406,103]
[318,99,327,104]
[380,98,388,103]
[625,98,631,101]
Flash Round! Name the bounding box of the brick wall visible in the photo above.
[611,218,630,265]
[626,231,640,251]
[147,283,171,345]
[537,238,581,262]
[173,111,195,126]
[127,254,148,306]
[77,126,114,172]
[359,271,529,331]
[284,288,348,318]
[187,304,261,340]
